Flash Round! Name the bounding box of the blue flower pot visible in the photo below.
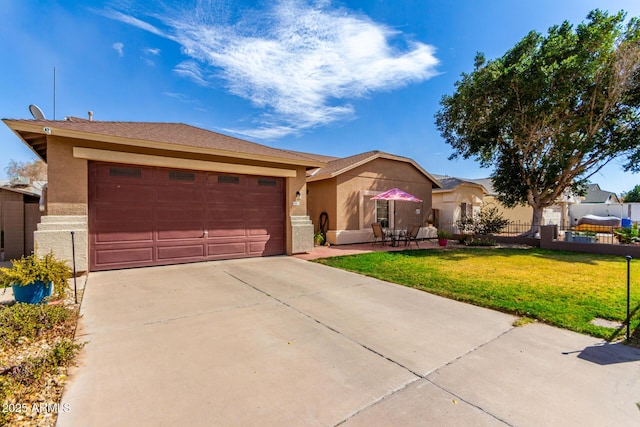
[12,281,53,304]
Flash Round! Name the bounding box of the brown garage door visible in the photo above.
[89,162,285,271]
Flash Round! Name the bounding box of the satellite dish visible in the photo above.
[29,104,46,120]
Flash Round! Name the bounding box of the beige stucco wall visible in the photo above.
[307,178,338,232]
[484,195,533,224]
[337,159,432,231]
[46,137,88,215]
[432,184,485,230]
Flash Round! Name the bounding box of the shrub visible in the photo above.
[614,224,639,244]
[456,205,509,236]
[0,304,77,348]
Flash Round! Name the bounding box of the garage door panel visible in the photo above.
[94,247,154,266]
[155,206,205,222]
[90,162,285,271]
[157,224,205,240]
[247,224,284,237]
[207,227,247,238]
[248,193,283,205]
[207,242,248,257]
[206,207,245,218]
[248,239,284,255]
[156,187,203,204]
[94,183,155,202]
[94,205,154,222]
[157,244,205,260]
[203,191,245,205]
[93,230,154,244]
[245,206,282,217]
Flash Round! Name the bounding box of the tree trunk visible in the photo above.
[520,206,544,237]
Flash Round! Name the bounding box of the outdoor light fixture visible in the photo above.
[295,191,302,200]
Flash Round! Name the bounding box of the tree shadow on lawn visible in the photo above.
[385,247,615,265]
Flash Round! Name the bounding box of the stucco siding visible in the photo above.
[46,137,89,216]
[307,178,338,232]
[336,158,433,231]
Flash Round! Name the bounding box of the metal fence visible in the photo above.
[436,221,628,246]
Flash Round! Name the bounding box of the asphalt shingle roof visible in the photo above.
[3,118,324,166]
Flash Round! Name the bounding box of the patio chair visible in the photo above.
[403,223,421,247]
[371,223,390,246]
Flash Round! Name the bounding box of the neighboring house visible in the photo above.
[568,184,634,225]
[3,117,325,271]
[431,175,487,232]
[465,177,580,227]
[0,179,43,260]
[306,151,441,245]
[581,183,620,204]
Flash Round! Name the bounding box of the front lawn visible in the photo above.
[315,248,640,340]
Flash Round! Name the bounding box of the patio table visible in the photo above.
[389,229,407,247]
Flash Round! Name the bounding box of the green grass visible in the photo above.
[314,248,640,339]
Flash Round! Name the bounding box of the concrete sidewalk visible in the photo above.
[57,257,640,426]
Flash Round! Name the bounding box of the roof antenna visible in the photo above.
[29,104,46,120]
[53,66,56,120]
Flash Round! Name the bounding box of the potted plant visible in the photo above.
[314,232,325,246]
[0,253,72,304]
[437,230,451,247]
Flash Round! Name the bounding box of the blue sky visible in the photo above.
[1,0,639,194]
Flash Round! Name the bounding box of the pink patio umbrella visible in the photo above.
[371,188,423,231]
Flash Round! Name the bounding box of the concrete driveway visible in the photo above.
[58,257,640,426]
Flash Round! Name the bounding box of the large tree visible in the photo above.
[5,159,47,182]
[436,10,640,235]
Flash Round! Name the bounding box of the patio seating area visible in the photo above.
[294,238,451,260]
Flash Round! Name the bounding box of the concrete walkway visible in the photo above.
[57,257,640,426]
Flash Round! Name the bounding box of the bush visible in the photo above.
[614,224,640,244]
[456,205,509,236]
[0,303,77,348]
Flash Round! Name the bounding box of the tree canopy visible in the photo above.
[5,159,47,182]
[435,10,640,232]
[623,184,640,202]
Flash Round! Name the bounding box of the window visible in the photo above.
[376,200,389,228]
[460,202,472,219]
[258,178,277,187]
[169,171,195,181]
[218,175,239,184]
[109,167,141,178]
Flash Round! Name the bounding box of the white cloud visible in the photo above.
[104,1,439,139]
[144,48,161,56]
[112,42,124,57]
[103,9,168,38]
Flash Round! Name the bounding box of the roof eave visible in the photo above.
[307,152,442,187]
[3,120,325,169]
